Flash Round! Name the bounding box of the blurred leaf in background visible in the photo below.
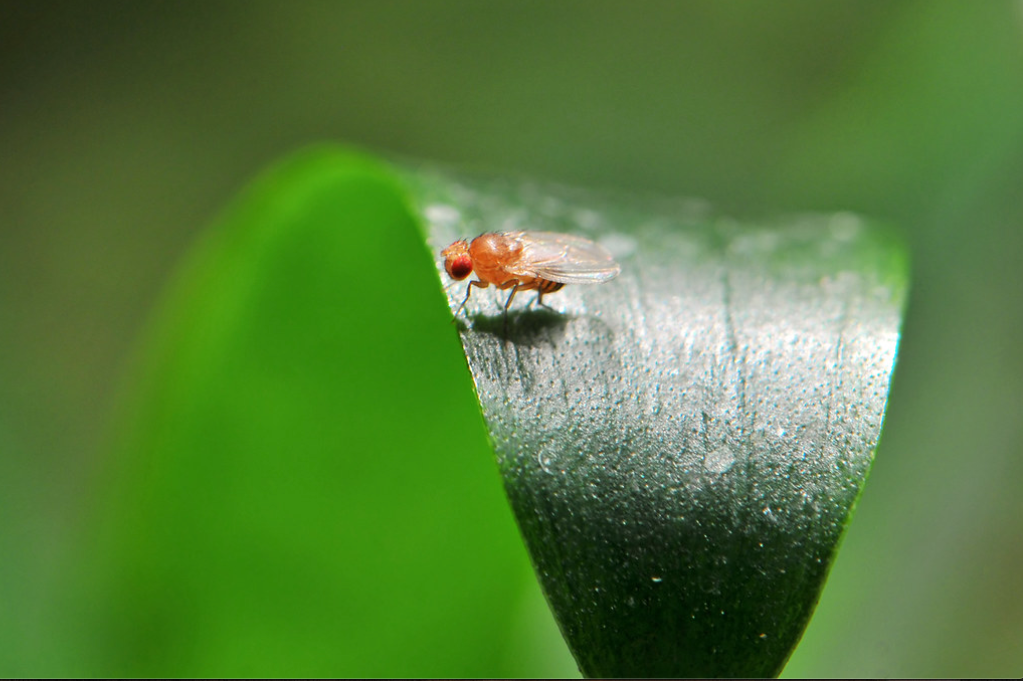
[1,1,1022,677]
[58,149,542,677]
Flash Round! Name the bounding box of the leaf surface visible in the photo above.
[404,168,908,678]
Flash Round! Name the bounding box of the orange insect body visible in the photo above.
[441,231,620,316]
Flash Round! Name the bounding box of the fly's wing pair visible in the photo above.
[504,231,621,284]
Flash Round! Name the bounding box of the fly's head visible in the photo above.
[442,240,473,280]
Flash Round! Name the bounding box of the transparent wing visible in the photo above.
[504,231,621,284]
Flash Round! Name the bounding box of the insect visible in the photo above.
[441,231,621,317]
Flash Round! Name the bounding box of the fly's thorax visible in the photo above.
[470,233,524,285]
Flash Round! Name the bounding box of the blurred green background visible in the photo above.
[2,1,1022,677]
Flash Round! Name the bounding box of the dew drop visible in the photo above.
[704,446,735,474]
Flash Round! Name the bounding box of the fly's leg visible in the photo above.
[532,290,556,310]
[529,281,561,310]
[454,280,488,321]
[502,282,525,334]
[503,283,524,313]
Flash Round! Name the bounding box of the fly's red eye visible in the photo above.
[450,255,472,279]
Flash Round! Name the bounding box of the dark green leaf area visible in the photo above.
[412,172,906,678]
[89,148,526,677]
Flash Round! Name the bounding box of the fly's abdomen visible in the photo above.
[538,279,564,293]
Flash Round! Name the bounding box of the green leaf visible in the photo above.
[82,146,906,678]
[402,168,908,678]
[77,147,539,677]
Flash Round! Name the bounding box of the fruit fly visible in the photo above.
[441,231,621,317]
